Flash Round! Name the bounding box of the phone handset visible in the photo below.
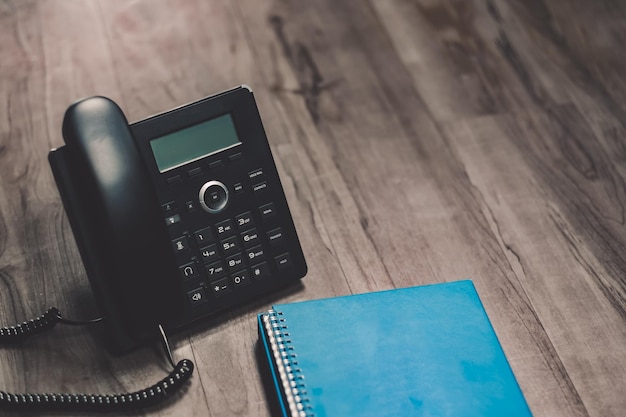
[60,96,184,351]
[0,97,194,412]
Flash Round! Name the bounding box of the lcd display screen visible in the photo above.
[150,113,241,172]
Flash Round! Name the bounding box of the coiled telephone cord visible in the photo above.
[0,308,194,412]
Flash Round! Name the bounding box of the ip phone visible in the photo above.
[0,86,307,412]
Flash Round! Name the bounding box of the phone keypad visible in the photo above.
[164,188,295,308]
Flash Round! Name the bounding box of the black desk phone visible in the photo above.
[0,86,307,412]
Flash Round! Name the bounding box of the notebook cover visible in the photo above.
[258,280,533,417]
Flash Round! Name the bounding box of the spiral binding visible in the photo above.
[263,310,313,417]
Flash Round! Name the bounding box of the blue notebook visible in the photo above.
[257,280,533,417]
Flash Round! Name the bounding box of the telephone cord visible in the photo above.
[0,308,195,412]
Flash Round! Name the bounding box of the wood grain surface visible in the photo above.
[1,0,625,416]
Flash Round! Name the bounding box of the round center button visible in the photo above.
[199,180,229,213]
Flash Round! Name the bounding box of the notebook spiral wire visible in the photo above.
[263,311,314,417]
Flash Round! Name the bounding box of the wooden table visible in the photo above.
[1,1,624,416]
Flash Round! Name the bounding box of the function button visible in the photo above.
[259,202,276,220]
[187,166,203,177]
[229,152,243,161]
[199,180,229,213]
[172,236,190,253]
[205,261,226,280]
[188,288,208,306]
[199,244,219,263]
[215,219,235,237]
[251,262,270,280]
[179,261,199,279]
[241,228,260,247]
[161,201,177,214]
[166,174,182,185]
[165,214,181,226]
[185,200,197,212]
[233,182,244,194]
[226,252,245,271]
[209,160,224,169]
[235,211,254,229]
[248,168,264,180]
[246,245,266,263]
[275,253,291,270]
[194,227,215,245]
[267,227,284,246]
[231,269,251,288]
[210,278,231,297]
[220,235,240,255]
[252,181,267,193]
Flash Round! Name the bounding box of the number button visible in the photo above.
[226,253,245,271]
[205,261,226,280]
[240,228,260,247]
[235,211,254,229]
[199,244,219,263]
[221,235,240,255]
[215,219,235,237]
[194,227,215,245]
[246,245,265,262]
[231,269,251,288]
